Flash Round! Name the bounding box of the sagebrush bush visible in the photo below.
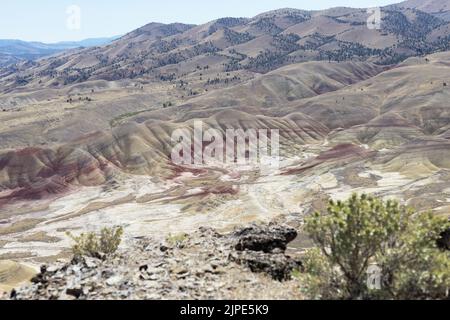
[300,193,450,300]
[166,233,189,246]
[66,226,124,259]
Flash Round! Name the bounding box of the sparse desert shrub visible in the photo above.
[296,247,345,299]
[166,233,189,246]
[299,194,450,300]
[66,226,124,259]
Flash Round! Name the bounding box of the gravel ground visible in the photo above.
[4,224,304,300]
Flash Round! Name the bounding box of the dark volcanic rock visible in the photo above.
[230,251,302,281]
[234,224,298,253]
[231,224,301,281]
[66,287,84,299]
[437,227,450,251]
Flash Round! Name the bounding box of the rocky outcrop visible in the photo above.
[231,224,301,281]
[230,251,302,281]
[6,224,303,300]
[234,224,298,253]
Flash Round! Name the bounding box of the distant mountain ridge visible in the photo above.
[0,36,120,66]
[391,0,450,20]
[396,0,450,13]
[1,0,450,91]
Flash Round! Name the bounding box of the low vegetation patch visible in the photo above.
[166,233,189,247]
[66,226,124,259]
[19,232,61,243]
[0,219,43,236]
[109,109,152,127]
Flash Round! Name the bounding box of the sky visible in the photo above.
[0,0,402,43]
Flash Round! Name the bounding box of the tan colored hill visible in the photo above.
[1,1,450,97]
[396,0,450,13]
[0,59,385,151]
[394,0,450,20]
[1,51,449,207]
[0,260,35,293]
[0,108,329,205]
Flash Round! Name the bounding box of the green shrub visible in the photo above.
[166,233,189,246]
[66,226,124,259]
[300,193,450,300]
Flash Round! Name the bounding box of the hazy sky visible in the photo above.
[1,0,401,43]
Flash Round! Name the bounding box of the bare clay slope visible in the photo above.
[1,52,450,204]
[161,60,387,122]
[0,109,328,204]
[0,59,385,151]
[287,52,450,135]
